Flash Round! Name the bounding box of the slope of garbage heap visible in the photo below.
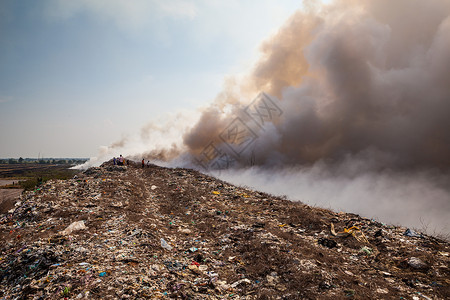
[1,162,449,299]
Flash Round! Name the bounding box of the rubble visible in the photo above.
[1,161,449,299]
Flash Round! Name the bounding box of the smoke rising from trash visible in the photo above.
[214,162,450,237]
[81,0,450,236]
[182,0,450,170]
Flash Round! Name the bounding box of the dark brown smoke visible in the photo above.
[182,0,450,170]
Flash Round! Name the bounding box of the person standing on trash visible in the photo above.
[142,158,145,168]
[113,157,116,165]
[119,155,124,166]
[147,160,150,168]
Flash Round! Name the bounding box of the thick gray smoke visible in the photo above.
[184,0,450,170]
[82,0,450,237]
[181,0,450,236]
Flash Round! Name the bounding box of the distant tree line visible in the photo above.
[0,158,88,164]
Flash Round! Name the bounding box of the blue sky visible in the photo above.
[0,0,304,158]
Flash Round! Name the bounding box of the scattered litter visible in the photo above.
[407,257,427,269]
[358,246,372,256]
[318,237,337,249]
[60,220,87,235]
[231,278,252,288]
[160,238,173,250]
[0,160,448,299]
[331,223,369,243]
[415,292,432,300]
[344,270,354,276]
[188,265,200,274]
[179,228,192,234]
[374,229,383,238]
[344,289,355,297]
[404,228,422,238]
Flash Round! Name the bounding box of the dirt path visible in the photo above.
[0,189,23,214]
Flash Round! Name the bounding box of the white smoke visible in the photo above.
[213,161,450,238]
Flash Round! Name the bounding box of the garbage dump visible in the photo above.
[1,161,449,299]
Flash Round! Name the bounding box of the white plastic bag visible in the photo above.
[60,221,87,235]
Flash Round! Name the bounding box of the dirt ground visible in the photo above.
[0,189,22,214]
[0,180,20,186]
[0,177,25,214]
[0,161,449,299]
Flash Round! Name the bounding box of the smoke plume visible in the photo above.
[182,0,450,170]
[81,0,450,236]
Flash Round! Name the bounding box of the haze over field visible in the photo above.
[2,1,450,236]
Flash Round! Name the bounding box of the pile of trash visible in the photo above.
[1,161,449,299]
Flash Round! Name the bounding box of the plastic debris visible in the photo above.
[407,257,427,269]
[376,288,388,294]
[231,278,252,288]
[318,237,337,249]
[331,223,369,243]
[179,228,192,234]
[344,289,355,297]
[358,246,372,256]
[1,160,449,299]
[404,228,422,238]
[160,238,173,250]
[414,292,432,300]
[60,220,87,235]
